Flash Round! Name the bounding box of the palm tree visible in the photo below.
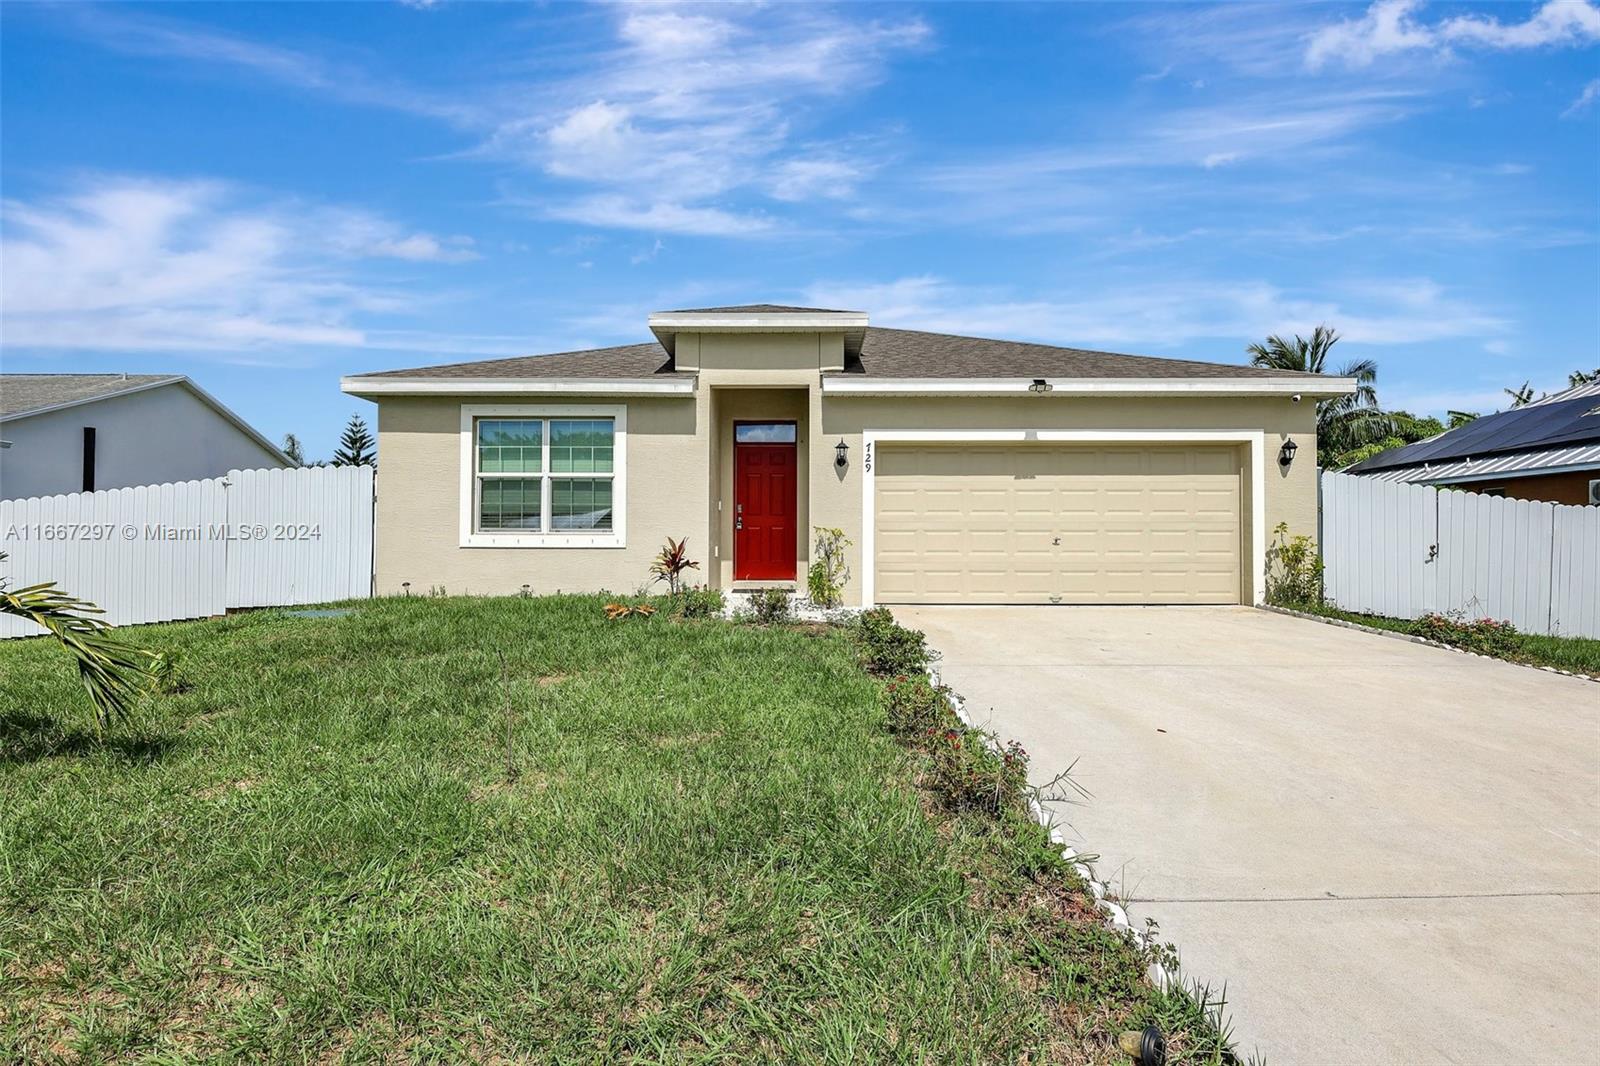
[0,553,150,730]
[1503,382,1537,408]
[1568,368,1598,387]
[1246,326,1391,463]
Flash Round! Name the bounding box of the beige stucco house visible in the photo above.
[341,305,1354,606]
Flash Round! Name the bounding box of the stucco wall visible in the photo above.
[367,330,1322,605]
[0,384,286,500]
[372,393,708,596]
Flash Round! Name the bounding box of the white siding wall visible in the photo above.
[0,383,286,500]
[1,465,373,637]
[1321,471,1600,638]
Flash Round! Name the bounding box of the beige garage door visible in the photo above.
[874,444,1242,604]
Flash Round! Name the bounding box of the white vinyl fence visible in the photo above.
[1321,471,1600,638]
[1,465,374,638]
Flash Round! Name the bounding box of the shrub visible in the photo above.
[649,537,701,596]
[1265,521,1324,607]
[146,650,190,695]
[881,673,949,737]
[1411,612,1520,657]
[806,527,852,608]
[746,588,793,625]
[854,607,937,677]
[925,728,1030,815]
[675,585,726,620]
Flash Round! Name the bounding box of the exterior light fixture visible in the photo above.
[1028,378,1053,393]
[1279,438,1299,468]
[835,439,849,468]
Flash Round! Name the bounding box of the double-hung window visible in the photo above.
[461,405,626,547]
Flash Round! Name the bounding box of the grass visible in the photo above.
[0,596,1231,1063]
[1281,601,1600,677]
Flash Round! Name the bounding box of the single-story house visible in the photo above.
[1,374,290,501]
[1345,381,1600,506]
[341,305,1354,607]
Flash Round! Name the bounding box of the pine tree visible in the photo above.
[281,433,305,467]
[332,414,376,467]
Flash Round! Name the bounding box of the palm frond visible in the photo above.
[0,577,151,729]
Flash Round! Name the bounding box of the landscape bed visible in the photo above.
[1,595,1230,1063]
[1278,601,1600,678]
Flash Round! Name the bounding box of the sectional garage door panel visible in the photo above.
[874,445,1242,605]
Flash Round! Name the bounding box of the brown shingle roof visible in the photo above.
[351,327,1324,382]
[357,342,683,380]
[846,327,1325,380]
[1,374,180,418]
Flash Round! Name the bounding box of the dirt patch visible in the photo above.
[537,673,572,686]
[651,731,724,749]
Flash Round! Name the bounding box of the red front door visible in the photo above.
[734,438,798,581]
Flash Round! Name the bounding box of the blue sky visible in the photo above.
[3,1,1597,460]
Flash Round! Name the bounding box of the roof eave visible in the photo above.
[340,375,699,398]
[648,310,870,358]
[821,376,1356,397]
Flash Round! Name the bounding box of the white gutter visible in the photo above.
[821,376,1357,397]
[340,376,697,397]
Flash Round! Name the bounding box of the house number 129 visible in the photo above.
[864,441,873,473]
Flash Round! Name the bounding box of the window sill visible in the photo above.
[461,533,625,549]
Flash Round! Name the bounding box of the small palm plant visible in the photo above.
[649,537,700,596]
[0,553,151,731]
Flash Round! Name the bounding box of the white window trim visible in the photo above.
[858,429,1267,607]
[459,403,627,548]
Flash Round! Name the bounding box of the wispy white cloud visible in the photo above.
[482,4,929,234]
[802,275,1509,351]
[1306,0,1600,70]
[1563,78,1600,118]
[60,5,478,123]
[1,176,476,355]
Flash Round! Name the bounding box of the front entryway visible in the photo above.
[733,422,797,581]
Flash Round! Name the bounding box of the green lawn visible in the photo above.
[1286,602,1600,677]
[0,596,1228,1063]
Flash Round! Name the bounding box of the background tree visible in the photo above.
[1246,325,1391,466]
[332,414,376,467]
[1503,382,1537,408]
[281,433,305,467]
[1570,368,1598,386]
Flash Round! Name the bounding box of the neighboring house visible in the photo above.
[342,305,1353,607]
[0,374,290,500]
[1345,381,1600,506]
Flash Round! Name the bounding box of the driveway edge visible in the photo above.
[928,662,1177,995]
[1258,605,1597,684]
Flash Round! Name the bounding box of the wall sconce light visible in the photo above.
[1028,378,1053,393]
[834,439,850,468]
[1279,438,1298,468]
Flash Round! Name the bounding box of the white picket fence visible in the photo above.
[1321,471,1600,638]
[1,465,374,638]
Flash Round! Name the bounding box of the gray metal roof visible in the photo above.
[1347,381,1600,476]
[1355,441,1600,485]
[1,374,180,418]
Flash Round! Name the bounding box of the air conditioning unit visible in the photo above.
[1589,479,1600,506]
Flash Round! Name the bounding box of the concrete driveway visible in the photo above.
[897,605,1600,1066]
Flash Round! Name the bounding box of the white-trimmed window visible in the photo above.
[459,404,627,547]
